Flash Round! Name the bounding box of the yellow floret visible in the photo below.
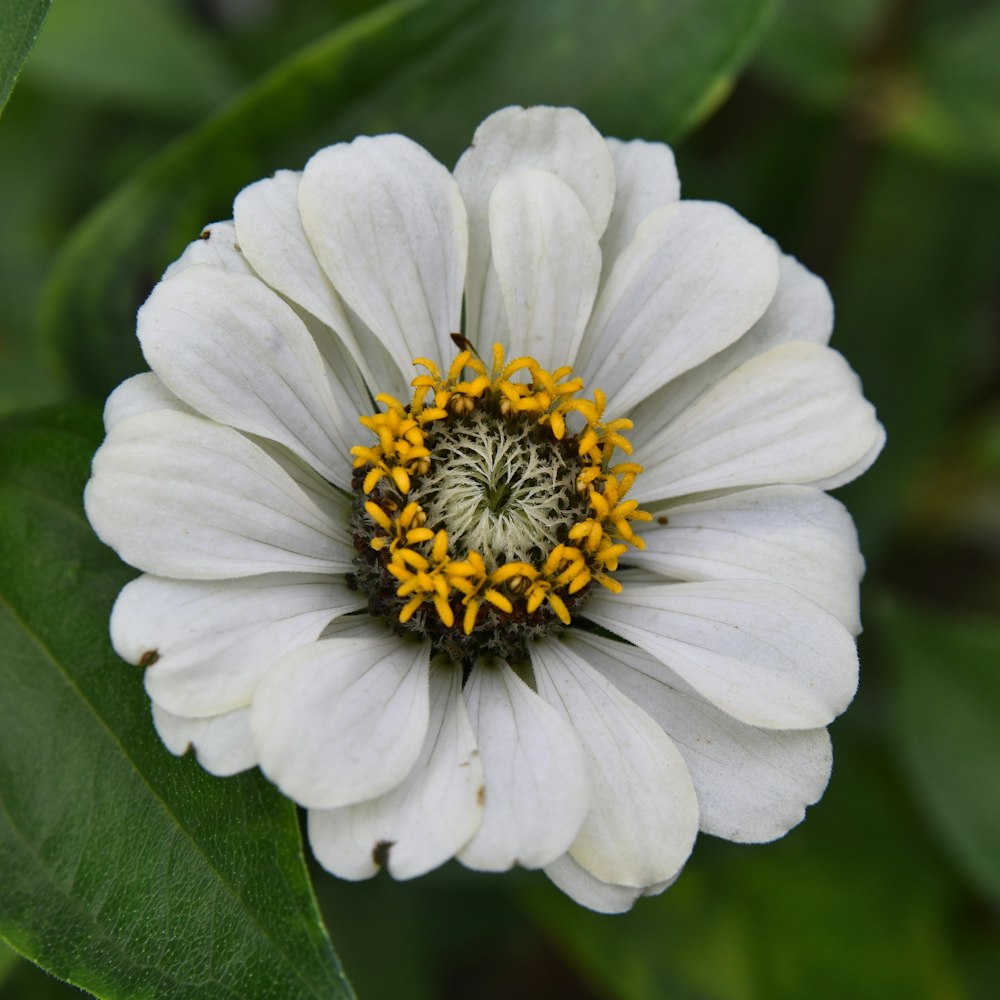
[352,343,652,633]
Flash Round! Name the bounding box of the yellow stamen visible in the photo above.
[350,343,653,634]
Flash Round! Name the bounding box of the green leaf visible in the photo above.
[754,0,889,109]
[41,0,776,398]
[0,407,353,1000]
[0,97,106,417]
[0,0,50,117]
[0,941,17,987]
[755,0,1000,178]
[21,0,240,121]
[892,5,1000,175]
[875,594,1000,906]
[0,942,88,999]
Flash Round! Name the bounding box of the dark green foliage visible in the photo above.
[1,0,999,995]
[0,408,352,999]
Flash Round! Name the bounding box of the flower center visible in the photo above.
[347,342,650,664]
[410,408,584,568]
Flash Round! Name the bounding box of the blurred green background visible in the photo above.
[1,0,998,997]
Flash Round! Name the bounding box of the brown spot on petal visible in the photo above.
[372,840,394,870]
[657,515,669,525]
[138,649,159,667]
[199,228,212,241]
[477,786,486,806]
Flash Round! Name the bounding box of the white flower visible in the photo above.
[84,106,883,913]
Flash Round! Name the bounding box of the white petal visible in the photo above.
[85,409,353,579]
[585,579,859,730]
[544,854,643,914]
[103,372,192,431]
[458,657,589,871]
[629,252,835,441]
[633,485,864,634]
[578,201,781,415]
[307,660,483,881]
[455,106,615,349]
[545,853,676,913]
[532,639,698,887]
[162,220,253,280]
[234,170,354,336]
[252,636,431,810]
[112,573,363,717]
[249,437,352,517]
[808,421,887,490]
[319,614,392,641]
[488,169,601,371]
[296,297,407,411]
[600,138,680,279]
[233,169,408,397]
[634,342,882,503]
[152,703,257,777]
[567,631,834,843]
[750,251,833,345]
[138,265,358,487]
[300,134,466,365]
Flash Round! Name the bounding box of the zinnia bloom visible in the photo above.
[85,106,883,913]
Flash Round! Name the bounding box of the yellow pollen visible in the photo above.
[352,343,650,635]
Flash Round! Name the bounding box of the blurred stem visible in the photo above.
[803,0,916,273]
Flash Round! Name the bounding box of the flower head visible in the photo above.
[85,106,883,913]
